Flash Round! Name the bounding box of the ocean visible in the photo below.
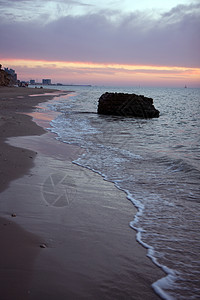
[41,85,200,299]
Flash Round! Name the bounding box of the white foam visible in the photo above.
[40,86,200,299]
[72,157,179,300]
[47,97,178,300]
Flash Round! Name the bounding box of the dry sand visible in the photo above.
[0,86,164,299]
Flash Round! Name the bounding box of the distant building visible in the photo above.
[42,79,51,85]
[30,79,35,85]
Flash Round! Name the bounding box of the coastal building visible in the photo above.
[42,79,51,85]
[30,79,35,85]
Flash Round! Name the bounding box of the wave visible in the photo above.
[45,86,200,299]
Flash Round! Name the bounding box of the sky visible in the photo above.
[0,0,200,87]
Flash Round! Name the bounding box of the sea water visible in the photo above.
[42,85,200,299]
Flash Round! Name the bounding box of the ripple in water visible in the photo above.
[47,86,200,299]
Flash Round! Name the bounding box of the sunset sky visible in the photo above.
[0,0,200,87]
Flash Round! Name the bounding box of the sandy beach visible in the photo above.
[0,86,164,299]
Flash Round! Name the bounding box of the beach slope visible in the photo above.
[0,86,164,299]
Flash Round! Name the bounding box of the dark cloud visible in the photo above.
[0,3,199,67]
[162,3,199,18]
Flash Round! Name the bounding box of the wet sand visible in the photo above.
[0,86,69,193]
[0,86,164,299]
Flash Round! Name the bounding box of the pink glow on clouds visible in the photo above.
[1,59,200,87]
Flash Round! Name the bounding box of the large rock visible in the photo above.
[97,92,159,118]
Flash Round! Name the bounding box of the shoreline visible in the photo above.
[0,86,72,193]
[0,86,164,299]
[0,86,73,300]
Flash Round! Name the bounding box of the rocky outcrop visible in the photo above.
[0,65,17,86]
[0,69,11,86]
[97,92,159,118]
